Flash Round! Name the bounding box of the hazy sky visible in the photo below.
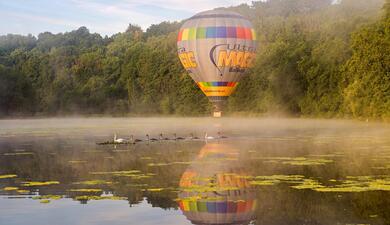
[0,0,254,36]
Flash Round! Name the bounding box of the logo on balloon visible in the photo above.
[210,44,256,75]
[178,47,197,69]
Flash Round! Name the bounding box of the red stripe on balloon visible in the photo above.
[177,30,183,41]
[236,27,246,39]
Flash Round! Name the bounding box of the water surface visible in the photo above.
[0,118,389,225]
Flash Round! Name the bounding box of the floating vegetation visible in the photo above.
[145,188,164,192]
[291,179,325,189]
[140,157,152,160]
[3,187,19,191]
[147,161,192,167]
[16,190,29,194]
[68,160,88,164]
[69,189,102,192]
[32,195,62,200]
[74,195,126,201]
[40,199,50,204]
[0,174,17,179]
[90,170,141,175]
[3,152,34,156]
[73,180,113,185]
[256,156,333,166]
[313,176,390,192]
[22,181,60,186]
[283,158,333,166]
[249,180,279,186]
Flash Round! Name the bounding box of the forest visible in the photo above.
[0,0,389,120]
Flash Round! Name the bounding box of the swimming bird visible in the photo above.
[130,135,142,144]
[173,133,185,141]
[114,134,126,143]
[189,133,199,140]
[204,133,215,140]
[159,133,170,141]
[217,132,228,139]
[146,134,158,142]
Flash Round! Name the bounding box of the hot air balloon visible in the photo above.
[177,143,257,225]
[177,10,257,117]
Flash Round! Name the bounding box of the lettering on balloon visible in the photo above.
[210,44,256,75]
[178,51,197,69]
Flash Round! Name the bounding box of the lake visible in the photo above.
[0,118,389,225]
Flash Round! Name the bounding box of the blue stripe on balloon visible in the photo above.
[206,27,216,38]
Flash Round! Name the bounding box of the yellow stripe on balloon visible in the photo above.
[251,29,256,40]
[182,29,189,41]
[198,85,238,97]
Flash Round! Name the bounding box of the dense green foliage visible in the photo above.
[0,0,388,120]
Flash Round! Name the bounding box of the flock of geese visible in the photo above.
[103,132,228,145]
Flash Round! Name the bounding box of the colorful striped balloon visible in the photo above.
[177,10,257,117]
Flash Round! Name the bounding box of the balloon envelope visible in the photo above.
[177,10,257,114]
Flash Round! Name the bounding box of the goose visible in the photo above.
[114,134,126,143]
[189,133,199,140]
[217,132,228,139]
[130,135,142,144]
[146,134,158,142]
[204,133,215,140]
[159,133,170,141]
[173,133,185,141]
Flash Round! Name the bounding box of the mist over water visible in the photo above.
[0,118,389,225]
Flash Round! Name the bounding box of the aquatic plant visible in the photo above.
[0,174,17,179]
[73,180,113,185]
[22,181,60,186]
[69,189,103,192]
[3,187,18,191]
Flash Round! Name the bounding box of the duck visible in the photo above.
[146,134,158,142]
[130,135,142,144]
[114,134,126,143]
[159,133,170,141]
[173,133,185,141]
[204,133,215,140]
[217,132,228,139]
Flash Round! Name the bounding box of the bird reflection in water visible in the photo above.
[177,143,257,225]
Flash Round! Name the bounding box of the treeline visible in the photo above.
[0,0,389,120]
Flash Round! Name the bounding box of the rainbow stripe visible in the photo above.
[198,82,237,87]
[178,199,256,213]
[178,27,256,41]
[197,82,238,97]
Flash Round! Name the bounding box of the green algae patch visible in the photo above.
[250,180,279,186]
[32,195,62,200]
[256,156,333,166]
[140,157,153,160]
[22,181,60,186]
[145,188,164,192]
[90,170,141,175]
[40,199,50,204]
[74,180,113,185]
[3,152,34,156]
[68,160,88,164]
[3,187,19,191]
[74,195,126,201]
[282,158,333,166]
[291,179,325,189]
[17,190,29,194]
[0,174,17,179]
[69,188,102,192]
[313,176,390,192]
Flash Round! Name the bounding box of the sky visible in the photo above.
[0,0,254,37]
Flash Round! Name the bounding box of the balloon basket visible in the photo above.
[213,111,222,118]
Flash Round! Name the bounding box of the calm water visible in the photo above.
[0,118,389,225]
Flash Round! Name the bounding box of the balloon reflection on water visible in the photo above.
[178,143,256,225]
